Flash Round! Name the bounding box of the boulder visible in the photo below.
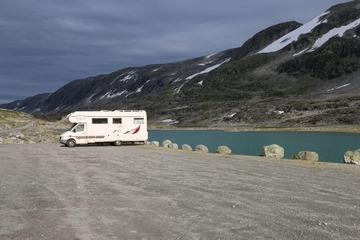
[343,149,360,165]
[169,143,179,149]
[216,145,232,154]
[150,141,159,147]
[262,144,284,158]
[162,139,172,148]
[294,151,319,162]
[195,144,209,153]
[181,144,192,151]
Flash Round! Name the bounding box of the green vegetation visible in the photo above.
[0,108,34,128]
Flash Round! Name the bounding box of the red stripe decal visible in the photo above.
[132,125,140,134]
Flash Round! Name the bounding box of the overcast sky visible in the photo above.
[0,0,350,103]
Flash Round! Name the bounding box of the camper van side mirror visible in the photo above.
[73,129,76,133]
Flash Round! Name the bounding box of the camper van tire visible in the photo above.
[66,139,76,148]
[114,141,122,146]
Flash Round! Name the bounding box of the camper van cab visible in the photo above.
[59,110,148,147]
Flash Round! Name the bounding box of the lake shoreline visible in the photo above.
[148,128,360,163]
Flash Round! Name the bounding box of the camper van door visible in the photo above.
[74,123,87,144]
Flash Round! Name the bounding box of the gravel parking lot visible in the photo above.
[1,143,360,239]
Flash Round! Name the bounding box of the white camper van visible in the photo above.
[59,110,148,147]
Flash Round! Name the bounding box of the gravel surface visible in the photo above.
[1,144,360,239]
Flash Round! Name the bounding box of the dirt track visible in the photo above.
[1,144,360,240]
[0,120,38,133]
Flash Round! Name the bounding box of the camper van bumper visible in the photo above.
[59,137,67,144]
[59,134,70,144]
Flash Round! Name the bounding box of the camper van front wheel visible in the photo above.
[114,140,122,146]
[66,139,76,148]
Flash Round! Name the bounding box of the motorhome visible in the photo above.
[59,110,148,147]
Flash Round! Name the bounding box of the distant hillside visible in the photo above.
[2,0,360,128]
[0,108,71,144]
[0,49,238,116]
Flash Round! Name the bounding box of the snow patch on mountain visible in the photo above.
[186,58,231,80]
[172,78,182,83]
[100,90,128,99]
[161,119,178,124]
[174,83,186,94]
[309,18,360,52]
[85,93,96,103]
[198,61,212,66]
[259,10,360,56]
[136,80,150,93]
[293,48,309,56]
[326,83,351,92]
[205,53,216,59]
[119,70,137,82]
[258,12,330,54]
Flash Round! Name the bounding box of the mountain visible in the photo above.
[2,0,360,127]
[2,49,238,115]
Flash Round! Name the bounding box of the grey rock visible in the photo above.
[169,143,178,149]
[216,145,232,154]
[150,141,160,147]
[294,151,319,161]
[343,149,360,165]
[195,144,209,153]
[162,139,172,148]
[262,144,284,158]
[181,144,192,151]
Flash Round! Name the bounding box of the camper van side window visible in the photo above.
[134,118,144,124]
[113,118,122,124]
[92,118,108,124]
[75,124,84,132]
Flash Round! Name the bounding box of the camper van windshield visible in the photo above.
[68,123,77,131]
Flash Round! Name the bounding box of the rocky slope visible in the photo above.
[0,108,34,130]
[0,108,69,144]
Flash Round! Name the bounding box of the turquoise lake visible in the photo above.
[148,130,360,163]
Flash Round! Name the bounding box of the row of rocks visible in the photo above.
[262,144,360,165]
[148,140,318,161]
[148,140,360,165]
[147,139,232,154]
[261,144,319,161]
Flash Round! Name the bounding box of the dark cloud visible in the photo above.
[0,0,350,103]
